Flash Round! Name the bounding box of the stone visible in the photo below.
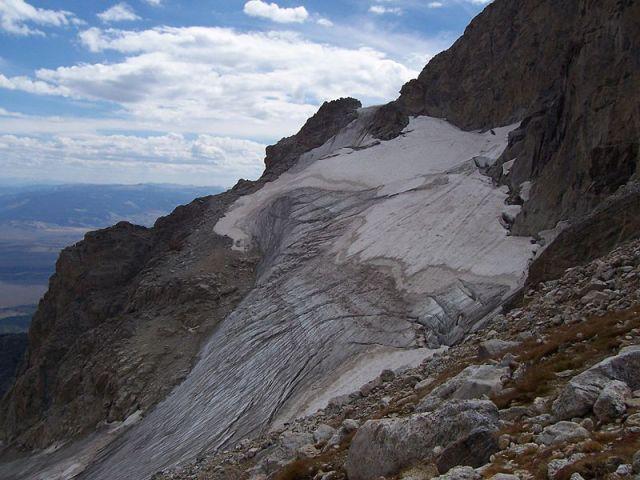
[478,339,519,359]
[345,400,499,480]
[341,418,359,433]
[490,475,519,480]
[632,450,640,473]
[547,454,585,480]
[552,346,640,420]
[399,465,439,480]
[536,421,589,446]
[569,474,586,480]
[313,424,336,445]
[615,464,632,476]
[296,444,320,459]
[432,466,480,480]
[593,380,631,422]
[416,364,508,412]
[498,434,512,450]
[380,369,396,382]
[414,378,434,391]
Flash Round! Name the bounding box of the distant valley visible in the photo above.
[0,183,222,313]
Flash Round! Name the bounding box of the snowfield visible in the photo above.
[216,115,533,292]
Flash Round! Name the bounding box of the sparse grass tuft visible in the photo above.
[492,306,640,409]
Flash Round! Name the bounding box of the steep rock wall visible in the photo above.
[373,0,640,235]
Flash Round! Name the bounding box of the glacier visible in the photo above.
[0,110,537,480]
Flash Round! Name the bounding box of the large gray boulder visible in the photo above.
[593,380,631,422]
[535,421,589,446]
[416,364,508,412]
[344,400,500,480]
[552,346,640,420]
[477,339,519,359]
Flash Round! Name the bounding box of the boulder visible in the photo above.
[416,364,508,412]
[323,419,359,451]
[432,466,481,480]
[632,450,640,473]
[253,431,314,474]
[547,454,586,480]
[477,339,519,359]
[552,346,640,420]
[536,421,589,446]
[313,424,336,445]
[400,464,439,480]
[345,400,499,480]
[593,380,631,422]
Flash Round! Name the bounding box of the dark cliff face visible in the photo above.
[0,99,366,450]
[0,334,27,399]
[378,0,640,236]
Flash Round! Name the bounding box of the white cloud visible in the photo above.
[0,133,266,186]
[0,25,425,185]
[0,0,77,36]
[3,26,416,137]
[143,0,162,5]
[243,0,308,24]
[0,73,70,96]
[369,5,403,15]
[428,2,443,8]
[97,3,140,23]
[316,18,333,27]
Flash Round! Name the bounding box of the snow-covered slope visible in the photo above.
[60,111,537,480]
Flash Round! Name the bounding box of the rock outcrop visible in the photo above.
[552,345,640,420]
[374,0,640,238]
[262,97,361,181]
[415,364,508,413]
[345,400,499,480]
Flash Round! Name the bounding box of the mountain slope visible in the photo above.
[1,0,639,479]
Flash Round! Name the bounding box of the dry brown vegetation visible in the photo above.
[492,306,640,409]
[272,433,354,480]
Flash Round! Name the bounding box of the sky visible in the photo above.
[0,0,491,188]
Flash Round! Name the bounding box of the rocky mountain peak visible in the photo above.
[262,97,362,180]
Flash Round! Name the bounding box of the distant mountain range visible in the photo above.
[0,183,222,228]
[0,183,223,309]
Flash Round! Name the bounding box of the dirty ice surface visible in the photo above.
[215,115,533,292]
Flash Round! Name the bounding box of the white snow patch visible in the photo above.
[520,180,533,201]
[502,158,516,176]
[215,116,518,251]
